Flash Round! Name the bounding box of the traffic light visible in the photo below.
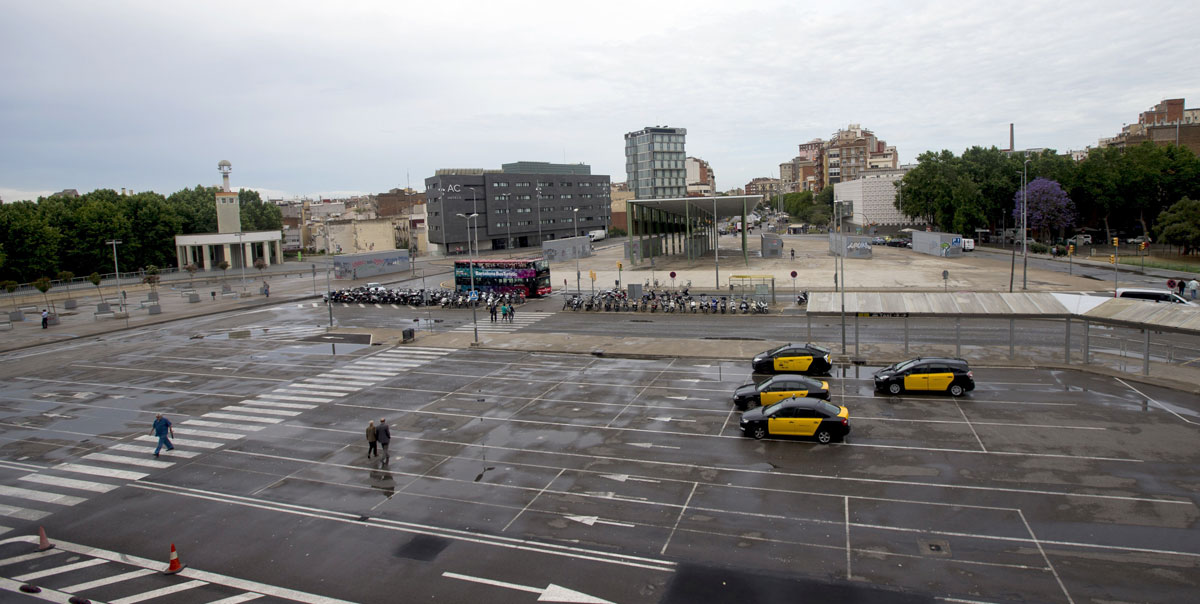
[1140,241,1148,251]
[1068,244,1075,255]
[617,262,622,270]
[1112,237,1119,247]
[1109,254,1116,264]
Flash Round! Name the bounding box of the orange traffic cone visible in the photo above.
[36,526,55,552]
[163,543,186,575]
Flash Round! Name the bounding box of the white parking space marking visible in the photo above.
[259,393,331,403]
[174,427,251,439]
[326,370,398,378]
[0,503,49,521]
[273,388,345,397]
[286,383,361,392]
[184,420,266,432]
[203,413,284,424]
[1115,377,1198,425]
[53,463,148,480]
[13,558,108,581]
[222,405,303,417]
[135,435,224,449]
[207,593,266,603]
[83,453,173,469]
[109,580,208,603]
[108,443,202,458]
[239,399,317,410]
[0,485,87,506]
[61,568,156,592]
[19,474,119,493]
[0,548,64,566]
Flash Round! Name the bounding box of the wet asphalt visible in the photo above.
[0,302,1197,603]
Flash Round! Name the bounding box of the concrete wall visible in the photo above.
[829,233,873,259]
[541,235,592,263]
[912,231,963,257]
[332,250,410,280]
[761,233,784,258]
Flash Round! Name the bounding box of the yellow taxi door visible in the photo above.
[927,370,954,391]
[792,410,821,436]
[773,357,791,371]
[903,369,927,391]
[767,408,798,435]
[760,384,789,405]
[792,356,813,372]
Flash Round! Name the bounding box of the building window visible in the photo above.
[494,208,508,214]
[561,194,572,199]
[515,182,530,187]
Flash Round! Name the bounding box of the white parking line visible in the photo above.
[19,474,119,493]
[110,580,208,603]
[1115,377,1198,425]
[238,399,317,410]
[0,485,87,506]
[13,558,108,581]
[53,463,148,480]
[83,453,173,469]
[174,427,250,439]
[61,568,156,592]
[184,420,265,432]
[259,393,331,403]
[222,405,303,417]
[108,443,201,458]
[202,413,284,424]
[134,435,224,449]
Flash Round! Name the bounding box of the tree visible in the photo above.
[87,272,102,299]
[1155,197,1200,255]
[1013,178,1075,243]
[254,257,267,277]
[217,260,230,283]
[57,270,75,300]
[143,265,160,292]
[0,201,61,282]
[184,263,198,287]
[33,276,53,313]
[2,281,18,311]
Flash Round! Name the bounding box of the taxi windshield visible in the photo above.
[817,401,841,416]
[893,359,918,372]
[768,344,792,356]
[809,344,829,354]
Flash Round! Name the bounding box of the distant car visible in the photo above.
[751,343,832,375]
[871,237,887,245]
[1127,236,1151,245]
[873,357,975,397]
[962,238,975,251]
[1067,234,1092,245]
[739,397,850,443]
[1115,288,1196,306]
[885,239,910,247]
[732,374,830,411]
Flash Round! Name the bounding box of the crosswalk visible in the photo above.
[220,324,328,342]
[452,312,550,334]
[0,345,456,527]
[0,535,356,603]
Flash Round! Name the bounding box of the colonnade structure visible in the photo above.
[624,195,763,286]
[173,160,284,273]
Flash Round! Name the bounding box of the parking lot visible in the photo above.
[137,344,1197,603]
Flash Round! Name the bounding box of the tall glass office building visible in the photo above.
[624,126,687,199]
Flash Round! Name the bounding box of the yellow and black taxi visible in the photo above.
[873,357,975,397]
[751,343,833,375]
[740,397,850,443]
[732,374,830,411]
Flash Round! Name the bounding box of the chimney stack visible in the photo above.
[1009,123,1014,152]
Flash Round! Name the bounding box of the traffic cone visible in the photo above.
[163,543,186,575]
[36,526,55,552]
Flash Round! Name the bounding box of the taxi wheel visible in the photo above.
[816,430,833,444]
[949,384,965,397]
[751,425,767,440]
[887,383,902,395]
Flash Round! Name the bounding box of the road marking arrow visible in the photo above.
[565,515,636,528]
[584,491,648,501]
[677,379,700,383]
[162,379,187,384]
[70,392,93,399]
[600,474,661,484]
[213,366,233,370]
[626,442,681,450]
[443,572,615,604]
[647,416,697,423]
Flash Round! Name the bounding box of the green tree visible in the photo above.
[143,265,161,292]
[0,201,61,282]
[239,188,283,231]
[87,272,103,298]
[1155,197,1200,255]
[168,185,220,234]
[120,192,182,269]
[184,263,199,287]
[57,271,75,300]
[33,276,53,312]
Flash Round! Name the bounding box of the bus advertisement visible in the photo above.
[453,258,552,297]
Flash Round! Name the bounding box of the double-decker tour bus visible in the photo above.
[453,258,552,298]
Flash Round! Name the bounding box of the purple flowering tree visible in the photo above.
[1012,178,1076,242]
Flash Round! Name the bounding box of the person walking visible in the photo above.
[41,309,49,329]
[489,303,498,322]
[376,418,391,463]
[365,420,378,458]
[1187,277,1199,301]
[508,303,516,323]
[152,413,175,457]
[790,248,795,261]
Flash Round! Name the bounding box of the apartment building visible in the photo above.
[745,177,782,200]
[624,126,687,199]
[825,124,897,187]
[685,156,716,196]
[832,167,923,230]
[1098,98,1200,155]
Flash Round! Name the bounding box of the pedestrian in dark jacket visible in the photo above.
[365,420,378,458]
[152,414,175,457]
[376,418,391,463]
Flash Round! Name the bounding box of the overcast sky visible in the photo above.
[2,0,1198,202]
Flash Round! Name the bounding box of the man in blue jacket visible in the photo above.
[152,414,175,457]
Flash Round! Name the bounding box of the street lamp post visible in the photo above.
[1022,159,1031,290]
[713,198,720,289]
[323,219,333,327]
[236,231,247,294]
[835,201,846,354]
[457,212,480,343]
[573,208,581,294]
[535,186,543,247]
[506,193,513,257]
[106,239,123,312]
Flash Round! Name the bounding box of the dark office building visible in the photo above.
[426,164,611,255]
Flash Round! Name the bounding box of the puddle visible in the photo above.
[278,343,372,355]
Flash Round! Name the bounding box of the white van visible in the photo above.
[962,238,975,252]
[1115,288,1196,306]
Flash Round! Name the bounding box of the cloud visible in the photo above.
[1,0,1198,196]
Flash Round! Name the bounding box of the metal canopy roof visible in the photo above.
[628,195,763,220]
[805,292,1200,335]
